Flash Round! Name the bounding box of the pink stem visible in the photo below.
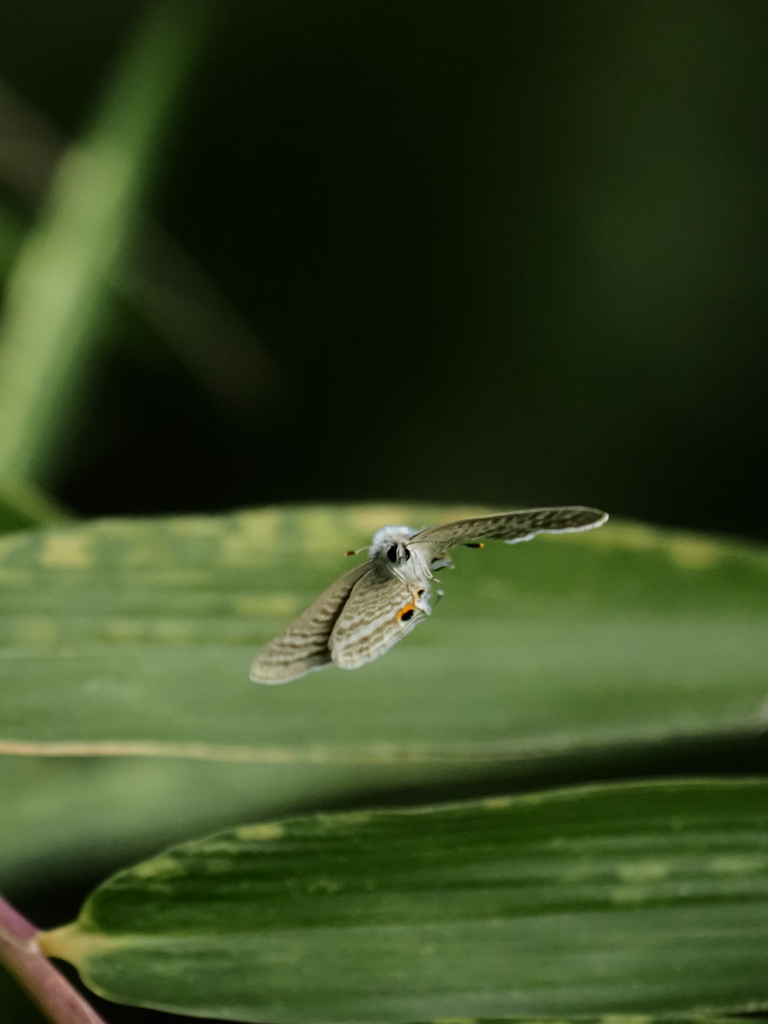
[0,892,107,1024]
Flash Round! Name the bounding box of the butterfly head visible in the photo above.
[369,525,419,566]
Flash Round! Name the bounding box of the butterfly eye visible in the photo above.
[397,605,416,623]
[403,547,411,561]
[386,545,398,563]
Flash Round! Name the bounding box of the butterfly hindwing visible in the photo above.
[330,567,428,670]
[249,560,372,684]
[410,506,607,550]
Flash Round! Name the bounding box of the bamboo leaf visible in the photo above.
[42,779,768,1022]
[0,504,766,785]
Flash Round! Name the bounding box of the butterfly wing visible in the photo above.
[250,560,372,684]
[330,568,429,670]
[410,506,608,551]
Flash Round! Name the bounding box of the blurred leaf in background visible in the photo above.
[0,0,209,504]
[0,74,280,453]
[0,0,278,539]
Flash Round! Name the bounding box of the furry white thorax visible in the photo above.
[368,525,419,555]
[368,524,446,585]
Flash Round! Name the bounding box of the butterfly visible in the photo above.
[249,506,608,684]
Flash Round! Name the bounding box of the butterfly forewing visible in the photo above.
[411,506,607,550]
[249,560,371,684]
[330,569,427,670]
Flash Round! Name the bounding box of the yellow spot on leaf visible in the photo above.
[237,822,285,841]
[483,796,512,810]
[666,537,721,569]
[567,518,724,570]
[221,510,280,567]
[131,855,182,880]
[40,532,91,568]
[571,521,659,552]
[326,810,373,828]
[616,860,670,884]
[299,509,351,555]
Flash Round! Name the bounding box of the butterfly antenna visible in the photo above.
[344,545,367,557]
[464,542,484,548]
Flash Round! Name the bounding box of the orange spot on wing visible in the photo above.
[396,603,417,625]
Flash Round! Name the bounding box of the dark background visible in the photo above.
[2,0,768,528]
[2,0,767,539]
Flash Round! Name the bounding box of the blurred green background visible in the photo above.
[0,0,766,538]
[2,1,768,1021]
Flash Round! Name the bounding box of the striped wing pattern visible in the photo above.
[411,506,608,550]
[330,569,426,670]
[249,561,371,684]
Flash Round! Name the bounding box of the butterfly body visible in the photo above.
[249,506,608,685]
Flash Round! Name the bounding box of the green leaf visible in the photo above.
[0,505,766,780]
[0,0,207,487]
[41,779,768,1022]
